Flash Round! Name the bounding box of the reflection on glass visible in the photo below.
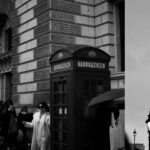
[59,107,63,115]
[64,107,67,115]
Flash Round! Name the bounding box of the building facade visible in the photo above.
[0,0,124,108]
[0,0,125,149]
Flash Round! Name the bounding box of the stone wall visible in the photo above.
[8,0,119,105]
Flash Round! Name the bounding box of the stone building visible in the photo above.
[0,0,124,108]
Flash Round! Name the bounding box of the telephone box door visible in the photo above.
[50,75,70,150]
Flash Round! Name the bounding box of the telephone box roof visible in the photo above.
[50,44,110,63]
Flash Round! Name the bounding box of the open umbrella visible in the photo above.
[88,88,125,107]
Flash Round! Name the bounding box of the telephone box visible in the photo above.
[49,45,111,150]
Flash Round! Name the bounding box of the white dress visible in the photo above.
[26,111,50,150]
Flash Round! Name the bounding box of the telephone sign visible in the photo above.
[52,61,72,72]
[77,61,105,69]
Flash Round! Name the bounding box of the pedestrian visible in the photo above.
[23,102,50,150]
[0,101,7,150]
[0,99,18,150]
[0,121,6,149]
[17,106,30,150]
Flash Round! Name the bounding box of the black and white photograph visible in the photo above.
[4,0,150,150]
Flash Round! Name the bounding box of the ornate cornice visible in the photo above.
[0,50,13,60]
[0,51,13,73]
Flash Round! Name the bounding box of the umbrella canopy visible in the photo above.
[114,96,124,103]
[88,88,125,107]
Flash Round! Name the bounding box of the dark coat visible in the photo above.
[0,102,18,147]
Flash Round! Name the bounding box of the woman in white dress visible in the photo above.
[23,102,50,150]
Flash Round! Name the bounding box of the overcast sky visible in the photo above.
[126,0,150,150]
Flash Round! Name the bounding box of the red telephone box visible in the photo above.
[49,45,111,150]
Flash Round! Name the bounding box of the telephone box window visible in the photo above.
[54,82,58,92]
[59,107,63,115]
[51,76,68,149]
[54,119,62,130]
[54,106,67,116]
[83,80,89,92]
[64,107,67,115]
[54,131,67,143]
[97,80,104,94]
[83,79,104,118]
[54,106,60,116]
[54,119,67,130]
[54,144,67,150]
[53,80,68,105]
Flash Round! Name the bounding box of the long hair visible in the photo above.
[38,102,49,112]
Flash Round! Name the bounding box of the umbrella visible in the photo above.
[88,88,125,107]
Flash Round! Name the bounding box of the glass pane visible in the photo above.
[59,107,63,115]
[62,80,67,91]
[91,80,96,91]
[54,81,58,92]
[54,132,58,142]
[54,93,64,105]
[91,91,97,98]
[63,93,67,104]
[83,80,89,92]
[63,132,67,143]
[54,144,59,150]
[58,81,63,92]
[97,80,103,94]
[54,144,67,150]
[58,131,63,142]
[54,107,62,116]
[54,119,67,130]
[54,131,67,143]
[54,94,59,104]
[64,107,67,115]
[62,119,67,130]
[54,119,62,130]
[58,94,63,104]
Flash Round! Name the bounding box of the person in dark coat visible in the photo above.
[0,101,6,149]
[17,106,32,150]
[0,99,18,150]
[0,121,6,149]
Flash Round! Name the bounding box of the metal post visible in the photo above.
[134,134,135,150]
[133,129,136,150]
[145,109,150,150]
[148,131,150,150]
